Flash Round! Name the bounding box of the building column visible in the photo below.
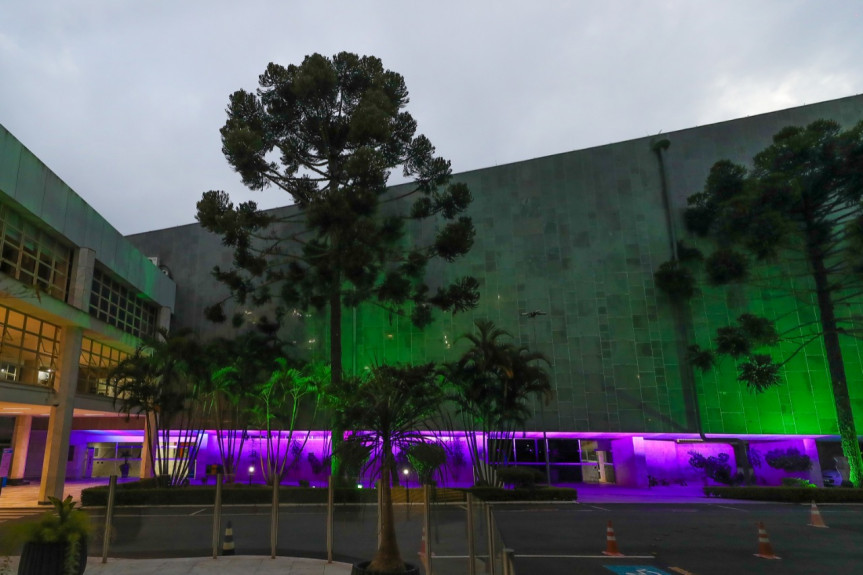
[9,415,32,480]
[157,306,172,333]
[802,438,824,487]
[66,248,96,312]
[610,436,648,488]
[38,326,83,504]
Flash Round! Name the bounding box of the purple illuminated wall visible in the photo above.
[21,429,829,488]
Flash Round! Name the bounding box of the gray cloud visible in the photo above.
[1,0,861,234]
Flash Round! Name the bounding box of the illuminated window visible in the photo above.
[0,203,72,300]
[0,304,61,387]
[89,267,157,338]
[78,337,128,396]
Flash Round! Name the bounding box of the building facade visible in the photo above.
[3,95,863,495]
[0,124,175,501]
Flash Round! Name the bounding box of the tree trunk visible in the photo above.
[811,252,863,486]
[369,442,404,572]
[329,288,345,484]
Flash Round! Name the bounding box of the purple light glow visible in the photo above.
[58,428,832,488]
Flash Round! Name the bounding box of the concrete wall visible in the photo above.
[0,124,175,310]
[128,95,863,436]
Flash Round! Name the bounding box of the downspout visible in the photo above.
[651,138,752,481]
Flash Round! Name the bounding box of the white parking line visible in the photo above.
[715,505,748,512]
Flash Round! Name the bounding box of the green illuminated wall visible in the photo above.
[130,95,863,436]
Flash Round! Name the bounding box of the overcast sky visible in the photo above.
[1,1,861,235]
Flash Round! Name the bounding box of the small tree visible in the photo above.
[247,359,328,484]
[331,363,444,572]
[199,330,281,480]
[668,119,863,486]
[442,320,552,485]
[110,330,208,486]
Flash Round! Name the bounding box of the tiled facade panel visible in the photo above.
[130,96,863,435]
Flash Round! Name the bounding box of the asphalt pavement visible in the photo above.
[2,555,352,574]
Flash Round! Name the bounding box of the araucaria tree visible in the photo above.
[681,119,863,486]
[196,52,479,389]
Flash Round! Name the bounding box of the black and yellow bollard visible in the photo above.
[222,520,235,556]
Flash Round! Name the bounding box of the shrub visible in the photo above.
[495,466,544,488]
[765,448,812,472]
[466,486,577,502]
[704,486,863,503]
[781,477,816,488]
[688,451,737,485]
[81,485,376,506]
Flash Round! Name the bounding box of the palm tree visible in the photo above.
[442,320,552,485]
[199,331,281,481]
[109,329,208,486]
[331,363,443,573]
[246,358,328,484]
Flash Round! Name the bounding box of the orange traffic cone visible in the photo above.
[418,526,430,572]
[808,501,828,528]
[602,520,623,556]
[754,521,780,559]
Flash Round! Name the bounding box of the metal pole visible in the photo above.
[270,475,279,559]
[503,549,515,575]
[213,473,223,558]
[424,484,433,575]
[486,503,496,575]
[327,475,335,563]
[101,475,117,564]
[376,480,382,549]
[466,493,476,575]
[544,431,551,486]
[212,473,223,558]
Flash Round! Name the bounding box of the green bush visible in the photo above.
[81,484,377,506]
[465,487,577,502]
[495,466,544,488]
[688,451,737,485]
[765,448,812,472]
[703,486,863,503]
[781,477,816,488]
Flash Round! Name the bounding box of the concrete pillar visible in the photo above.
[597,450,608,483]
[157,306,172,333]
[38,326,83,504]
[611,436,648,488]
[9,415,32,480]
[802,438,824,487]
[66,248,96,312]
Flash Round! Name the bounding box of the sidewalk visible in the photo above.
[2,555,352,574]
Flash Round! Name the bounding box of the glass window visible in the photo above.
[0,203,72,300]
[77,337,128,396]
[89,267,158,338]
[0,304,61,387]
